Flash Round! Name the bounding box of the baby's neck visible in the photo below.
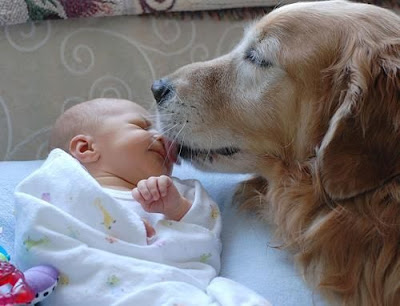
[83,164,136,191]
[95,176,135,191]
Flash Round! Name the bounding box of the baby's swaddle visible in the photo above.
[14,149,270,306]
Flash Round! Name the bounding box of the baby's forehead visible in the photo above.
[98,103,153,125]
[99,101,149,116]
[130,103,150,116]
[125,104,152,121]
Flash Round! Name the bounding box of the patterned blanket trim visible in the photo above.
[0,0,398,26]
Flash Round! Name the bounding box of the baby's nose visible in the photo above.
[152,133,165,144]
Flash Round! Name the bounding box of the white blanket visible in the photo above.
[14,149,270,306]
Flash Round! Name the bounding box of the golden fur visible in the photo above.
[156,1,400,304]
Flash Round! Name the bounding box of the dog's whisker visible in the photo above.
[204,130,214,162]
[172,122,187,145]
[145,114,175,127]
[163,122,187,168]
[171,89,186,107]
[148,136,161,149]
[146,113,174,118]
[178,131,186,160]
[146,102,159,113]
[160,123,180,135]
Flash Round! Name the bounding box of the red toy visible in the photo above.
[0,246,59,306]
[0,261,35,305]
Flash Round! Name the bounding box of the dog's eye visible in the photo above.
[244,49,272,68]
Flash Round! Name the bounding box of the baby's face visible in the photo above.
[94,101,174,185]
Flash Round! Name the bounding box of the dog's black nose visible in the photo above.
[151,79,171,105]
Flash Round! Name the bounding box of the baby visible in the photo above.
[14,98,270,305]
[50,98,192,236]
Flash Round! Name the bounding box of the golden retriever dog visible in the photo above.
[152,1,400,304]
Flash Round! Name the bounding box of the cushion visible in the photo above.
[0,0,287,26]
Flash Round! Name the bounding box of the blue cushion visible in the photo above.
[0,160,324,305]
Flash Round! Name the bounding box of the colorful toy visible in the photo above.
[0,246,59,305]
[0,247,10,262]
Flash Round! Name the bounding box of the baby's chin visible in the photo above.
[147,158,174,178]
[163,162,173,176]
[150,162,173,178]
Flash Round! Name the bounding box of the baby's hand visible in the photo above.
[132,175,191,221]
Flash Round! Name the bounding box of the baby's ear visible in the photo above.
[69,134,99,163]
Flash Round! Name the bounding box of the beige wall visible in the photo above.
[0,15,247,160]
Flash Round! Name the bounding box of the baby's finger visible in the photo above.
[132,187,144,202]
[157,175,172,197]
[142,218,156,238]
[132,188,145,203]
[147,177,161,201]
[137,180,152,201]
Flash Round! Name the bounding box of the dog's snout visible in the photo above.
[151,79,171,105]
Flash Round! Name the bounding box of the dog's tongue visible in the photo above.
[164,139,180,165]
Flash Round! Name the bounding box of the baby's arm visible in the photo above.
[132,175,191,221]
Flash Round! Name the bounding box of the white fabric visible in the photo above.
[13,149,270,306]
[0,159,324,305]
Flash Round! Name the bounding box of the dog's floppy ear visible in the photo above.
[317,42,400,200]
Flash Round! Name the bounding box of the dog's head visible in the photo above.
[154,0,400,200]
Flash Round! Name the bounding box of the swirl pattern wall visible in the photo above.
[0,15,246,160]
